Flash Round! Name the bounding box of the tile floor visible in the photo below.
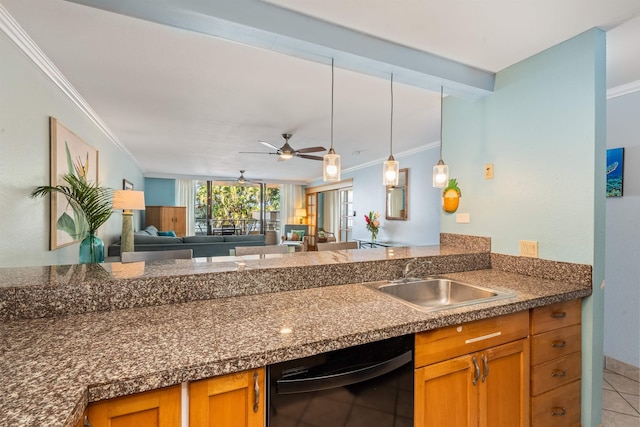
[602,369,640,427]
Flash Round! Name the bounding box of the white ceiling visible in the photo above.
[3,0,640,183]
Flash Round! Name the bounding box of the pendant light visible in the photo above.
[323,58,341,182]
[433,86,449,188]
[383,73,400,186]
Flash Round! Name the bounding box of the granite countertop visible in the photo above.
[0,243,592,427]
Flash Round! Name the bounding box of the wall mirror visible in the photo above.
[386,168,408,220]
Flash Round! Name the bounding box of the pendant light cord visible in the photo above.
[439,85,443,160]
[330,58,334,150]
[390,73,394,157]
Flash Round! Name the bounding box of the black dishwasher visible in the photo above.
[267,334,414,427]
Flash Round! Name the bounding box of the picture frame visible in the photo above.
[123,179,134,190]
[606,147,624,197]
[49,117,99,250]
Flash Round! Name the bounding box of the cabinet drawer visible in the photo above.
[531,380,581,427]
[531,352,581,396]
[530,324,581,365]
[530,299,581,335]
[415,310,529,367]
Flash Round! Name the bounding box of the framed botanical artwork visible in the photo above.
[606,147,624,197]
[123,179,134,190]
[49,117,99,249]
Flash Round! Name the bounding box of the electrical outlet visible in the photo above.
[519,240,538,258]
[484,164,494,179]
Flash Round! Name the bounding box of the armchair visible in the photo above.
[281,224,309,252]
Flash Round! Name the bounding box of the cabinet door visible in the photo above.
[415,354,478,427]
[87,385,181,427]
[169,207,186,237]
[479,338,530,427]
[190,368,265,427]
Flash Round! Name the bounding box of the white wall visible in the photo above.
[0,28,143,267]
[605,90,640,368]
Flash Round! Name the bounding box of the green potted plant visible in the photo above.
[31,169,113,264]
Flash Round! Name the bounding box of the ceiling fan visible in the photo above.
[236,170,250,185]
[241,133,326,161]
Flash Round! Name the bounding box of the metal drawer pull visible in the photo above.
[472,356,480,385]
[551,311,567,318]
[253,371,260,413]
[551,340,567,348]
[481,354,489,382]
[552,407,567,416]
[83,416,93,427]
[552,369,567,377]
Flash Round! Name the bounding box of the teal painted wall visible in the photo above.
[0,30,143,267]
[441,29,606,426]
[144,178,177,206]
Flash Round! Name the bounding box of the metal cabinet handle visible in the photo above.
[481,354,489,382]
[551,369,567,377]
[472,356,480,385]
[253,371,260,413]
[83,416,94,427]
[551,311,567,318]
[552,407,567,416]
[551,340,567,348]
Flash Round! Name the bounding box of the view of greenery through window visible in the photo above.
[194,181,280,235]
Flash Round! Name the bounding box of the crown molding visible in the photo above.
[0,5,142,171]
[607,80,640,99]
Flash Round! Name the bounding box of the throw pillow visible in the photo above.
[292,230,305,241]
[157,230,177,237]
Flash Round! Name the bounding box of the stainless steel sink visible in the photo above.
[368,277,514,312]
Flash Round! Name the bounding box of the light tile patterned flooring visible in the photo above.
[602,369,640,426]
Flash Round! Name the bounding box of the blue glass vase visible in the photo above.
[79,232,104,264]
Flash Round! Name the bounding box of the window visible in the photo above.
[195,181,280,235]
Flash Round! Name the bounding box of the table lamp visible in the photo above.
[295,208,307,224]
[113,190,145,253]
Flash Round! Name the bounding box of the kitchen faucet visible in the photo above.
[403,258,432,280]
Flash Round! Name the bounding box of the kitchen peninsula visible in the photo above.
[0,235,592,426]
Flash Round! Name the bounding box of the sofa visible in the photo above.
[108,225,266,258]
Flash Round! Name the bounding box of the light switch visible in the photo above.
[484,164,494,179]
[456,213,470,223]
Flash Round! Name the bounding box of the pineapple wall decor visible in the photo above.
[442,178,461,213]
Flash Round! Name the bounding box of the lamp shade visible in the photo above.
[113,190,145,211]
[323,148,341,182]
[295,208,307,218]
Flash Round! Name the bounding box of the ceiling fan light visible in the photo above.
[279,153,293,160]
[323,148,341,182]
[383,155,399,186]
[433,160,448,188]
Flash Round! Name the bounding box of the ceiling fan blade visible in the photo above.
[239,151,279,155]
[258,140,280,151]
[297,154,324,161]
[297,146,327,153]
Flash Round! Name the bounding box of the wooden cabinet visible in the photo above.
[529,299,582,427]
[145,206,187,237]
[415,311,530,427]
[86,385,181,427]
[190,368,265,427]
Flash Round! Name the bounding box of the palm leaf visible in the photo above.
[31,174,113,235]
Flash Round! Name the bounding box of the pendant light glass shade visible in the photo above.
[433,86,449,188]
[323,58,341,182]
[383,73,400,186]
[323,148,341,181]
[383,155,400,185]
[433,160,449,187]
